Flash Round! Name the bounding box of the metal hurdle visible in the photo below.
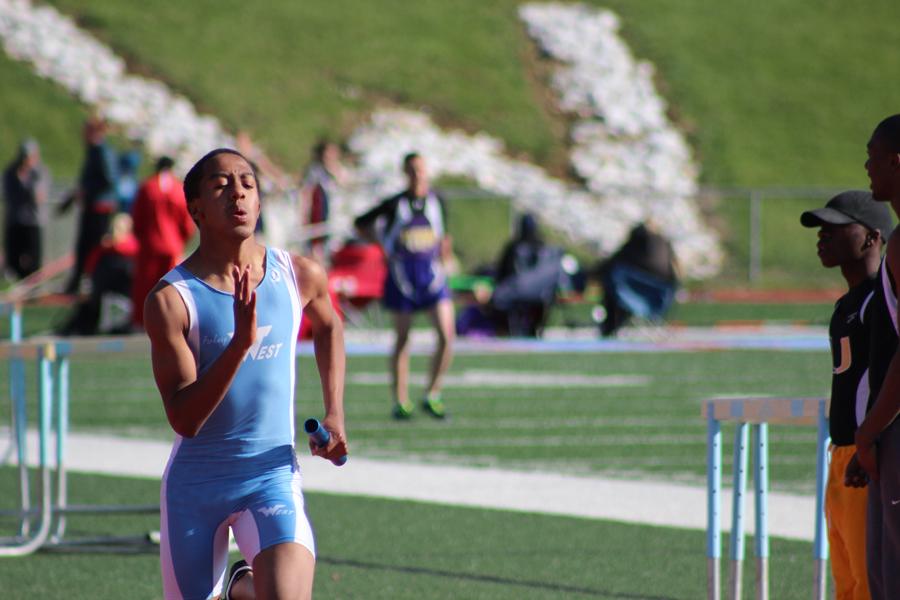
[0,335,158,555]
[703,397,829,600]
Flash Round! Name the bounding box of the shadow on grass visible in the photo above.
[318,555,680,600]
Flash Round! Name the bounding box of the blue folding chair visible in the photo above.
[607,263,676,321]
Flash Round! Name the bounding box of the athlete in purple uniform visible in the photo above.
[354,152,455,419]
[144,148,346,600]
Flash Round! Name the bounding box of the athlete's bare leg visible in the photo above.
[391,311,414,405]
[250,542,315,600]
[425,298,455,396]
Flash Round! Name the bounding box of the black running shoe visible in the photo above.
[224,559,252,600]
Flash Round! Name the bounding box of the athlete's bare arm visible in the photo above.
[855,229,900,481]
[293,255,347,463]
[145,266,257,438]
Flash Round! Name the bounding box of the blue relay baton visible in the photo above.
[304,418,347,466]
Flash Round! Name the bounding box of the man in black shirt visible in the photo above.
[802,190,892,599]
[849,114,900,599]
[63,116,119,294]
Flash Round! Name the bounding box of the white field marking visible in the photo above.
[348,416,700,430]
[347,370,649,388]
[701,393,778,401]
[5,428,818,541]
[356,450,821,474]
[368,431,817,449]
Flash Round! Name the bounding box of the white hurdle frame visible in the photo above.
[703,397,829,600]
[0,335,157,556]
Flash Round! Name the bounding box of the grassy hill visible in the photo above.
[0,51,87,179]
[2,0,897,285]
[594,0,900,187]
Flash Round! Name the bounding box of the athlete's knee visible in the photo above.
[394,332,412,355]
[252,542,315,600]
[435,322,454,347]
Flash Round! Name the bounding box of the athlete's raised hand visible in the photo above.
[231,265,257,353]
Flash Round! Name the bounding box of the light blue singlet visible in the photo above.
[158,247,314,600]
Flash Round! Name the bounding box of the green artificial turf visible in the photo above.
[0,469,815,599]
[0,346,830,492]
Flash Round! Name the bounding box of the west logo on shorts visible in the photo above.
[257,504,295,517]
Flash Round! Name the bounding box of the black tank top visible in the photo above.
[829,278,876,445]
[867,257,899,414]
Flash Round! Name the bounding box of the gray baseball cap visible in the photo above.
[800,190,894,240]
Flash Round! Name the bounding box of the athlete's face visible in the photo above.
[865,133,900,202]
[815,222,873,268]
[190,153,260,238]
[404,156,429,193]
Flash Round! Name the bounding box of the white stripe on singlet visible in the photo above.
[161,267,200,359]
[158,268,200,483]
[271,248,303,441]
[856,367,871,428]
[860,289,875,324]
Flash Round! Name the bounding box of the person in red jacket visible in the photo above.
[130,156,195,328]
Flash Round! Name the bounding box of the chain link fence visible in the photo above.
[2,179,860,289]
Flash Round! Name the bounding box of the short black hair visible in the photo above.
[313,139,333,161]
[155,156,175,173]
[874,114,900,153]
[402,152,420,170]
[182,148,255,201]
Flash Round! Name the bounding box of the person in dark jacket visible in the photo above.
[62,116,118,294]
[491,213,561,337]
[3,139,47,279]
[596,220,678,336]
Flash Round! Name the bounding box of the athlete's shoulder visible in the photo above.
[144,278,188,336]
[380,192,406,210]
[290,253,328,302]
[290,253,327,281]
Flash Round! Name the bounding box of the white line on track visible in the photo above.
[4,429,818,541]
[366,432,816,449]
[348,370,650,388]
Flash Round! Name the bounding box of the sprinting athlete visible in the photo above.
[801,190,891,600]
[354,152,454,420]
[848,114,900,599]
[144,148,346,600]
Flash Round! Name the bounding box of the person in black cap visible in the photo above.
[801,189,892,600]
